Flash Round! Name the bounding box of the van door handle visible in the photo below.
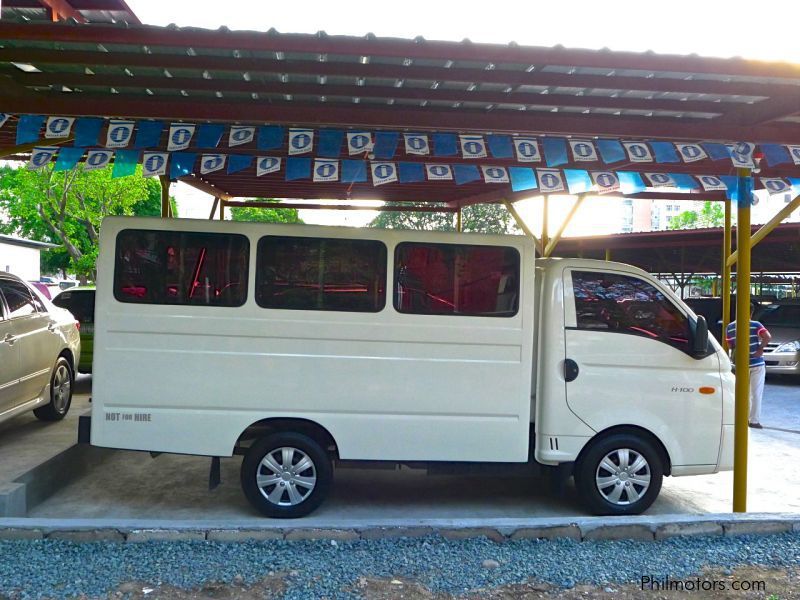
[2,333,15,346]
[564,358,579,382]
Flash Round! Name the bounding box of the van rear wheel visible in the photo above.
[574,433,663,516]
[241,432,332,518]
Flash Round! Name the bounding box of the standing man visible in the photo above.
[726,302,771,429]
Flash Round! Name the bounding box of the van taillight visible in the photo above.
[75,321,80,331]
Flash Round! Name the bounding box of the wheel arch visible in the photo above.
[57,349,75,377]
[576,424,672,476]
[234,418,339,459]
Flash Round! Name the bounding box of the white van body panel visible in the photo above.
[92,217,535,461]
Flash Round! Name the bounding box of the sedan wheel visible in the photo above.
[34,356,73,421]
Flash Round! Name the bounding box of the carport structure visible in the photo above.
[2,19,800,512]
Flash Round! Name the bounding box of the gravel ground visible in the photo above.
[1,532,799,599]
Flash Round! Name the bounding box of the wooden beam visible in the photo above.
[35,0,86,22]
[0,136,73,160]
[503,199,542,255]
[208,197,219,220]
[178,175,234,201]
[543,194,587,257]
[224,201,456,212]
[159,175,171,218]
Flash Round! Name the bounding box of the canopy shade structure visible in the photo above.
[2,22,800,205]
[1,1,140,25]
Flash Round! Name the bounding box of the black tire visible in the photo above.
[574,432,664,516]
[34,356,73,421]
[241,431,332,518]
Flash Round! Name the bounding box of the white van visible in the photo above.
[87,216,734,517]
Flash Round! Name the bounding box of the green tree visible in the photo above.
[229,204,303,224]
[131,178,178,217]
[0,164,152,281]
[369,203,519,234]
[668,201,725,230]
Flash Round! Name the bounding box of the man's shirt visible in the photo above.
[726,320,768,367]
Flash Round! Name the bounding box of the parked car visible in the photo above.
[755,300,800,376]
[0,272,81,424]
[28,281,52,300]
[52,287,95,373]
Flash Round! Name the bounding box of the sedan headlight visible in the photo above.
[775,340,800,353]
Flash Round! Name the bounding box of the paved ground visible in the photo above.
[20,376,799,521]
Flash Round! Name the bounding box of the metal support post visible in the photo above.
[605,248,612,261]
[456,206,462,232]
[733,168,753,513]
[721,199,732,353]
[208,197,220,220]
[543,194,586,257]
[158,175,171,219]
[503,199,542,255]
[219,201,226,221]
[541,196,549,251]
[727,193,800,266]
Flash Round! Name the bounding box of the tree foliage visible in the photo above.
[369,203,519,234]
[229,205,303,224]
[668,201,725,230]
[0,164,170,280]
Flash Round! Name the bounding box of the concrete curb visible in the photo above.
[0,513,798,543]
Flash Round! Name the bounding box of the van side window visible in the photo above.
[571,270,690,352]
[256,236,387,312]
[394,243,520,317]
[114,229,249,307]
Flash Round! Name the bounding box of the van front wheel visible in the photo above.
[574,433,663,516]
[241,432,332,518]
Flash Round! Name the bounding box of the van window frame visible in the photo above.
[113,228,251,308]
[566,268,696,356]
[393,241,521,318]
[255,234,389,313]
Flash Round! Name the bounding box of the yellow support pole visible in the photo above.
[721,199,732,353]
[503,199,542,255]
[456,206,463,232]
[541,195,550,251]
[158,175,171,219]
[543,194,586,257]
[727,193,800,266]
[605,248,612,261]
[733,168,752,514]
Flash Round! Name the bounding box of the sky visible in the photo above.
[127,0,800,229]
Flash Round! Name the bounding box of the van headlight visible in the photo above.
[775,340,800,353]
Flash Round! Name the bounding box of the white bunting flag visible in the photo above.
[347,132,373,155]
[200,154,226,174]
[785,145,800,166]
[256,156,282,176]
[727,142,755,168]
[0,114,10,129]
[622,141,654,163]
[228,126,255,147]
[27,147,58,170]
[288,129,314,155]
[106,119,135,148]
[168,123,196,151]
[697,175,727,192]
[537,169,565,193]
[644,173,676,188]
[481,166,509,184]
[84,150,113,171]
[675,143,708,163]
[404,134,429,156]
[569,140,598,162]
[425,164,453,180]
[460,135,487,159]
[313,159,339,182]
[761,178,790,195]
[513,138,541,162]
[142,152,168,177]
[371,162,397,186]
[44,116,75,139]
[590,171,620,194]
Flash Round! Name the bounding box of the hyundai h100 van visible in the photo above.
[86,217,734,517]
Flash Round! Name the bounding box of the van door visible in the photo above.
[0,291,21,413]
[562,268,722,468]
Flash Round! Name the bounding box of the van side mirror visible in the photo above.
[692,315,709,358]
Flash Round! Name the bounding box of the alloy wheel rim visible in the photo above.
[256,446,317,506]
[52,364,71,412]
[595,448,651,506]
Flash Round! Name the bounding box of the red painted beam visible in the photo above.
[9,71,731,116]
[35,0,86,22]
[3,22,800,81]
[3,92,800,143]
[0,47,795,99]
[223,201,456,213]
